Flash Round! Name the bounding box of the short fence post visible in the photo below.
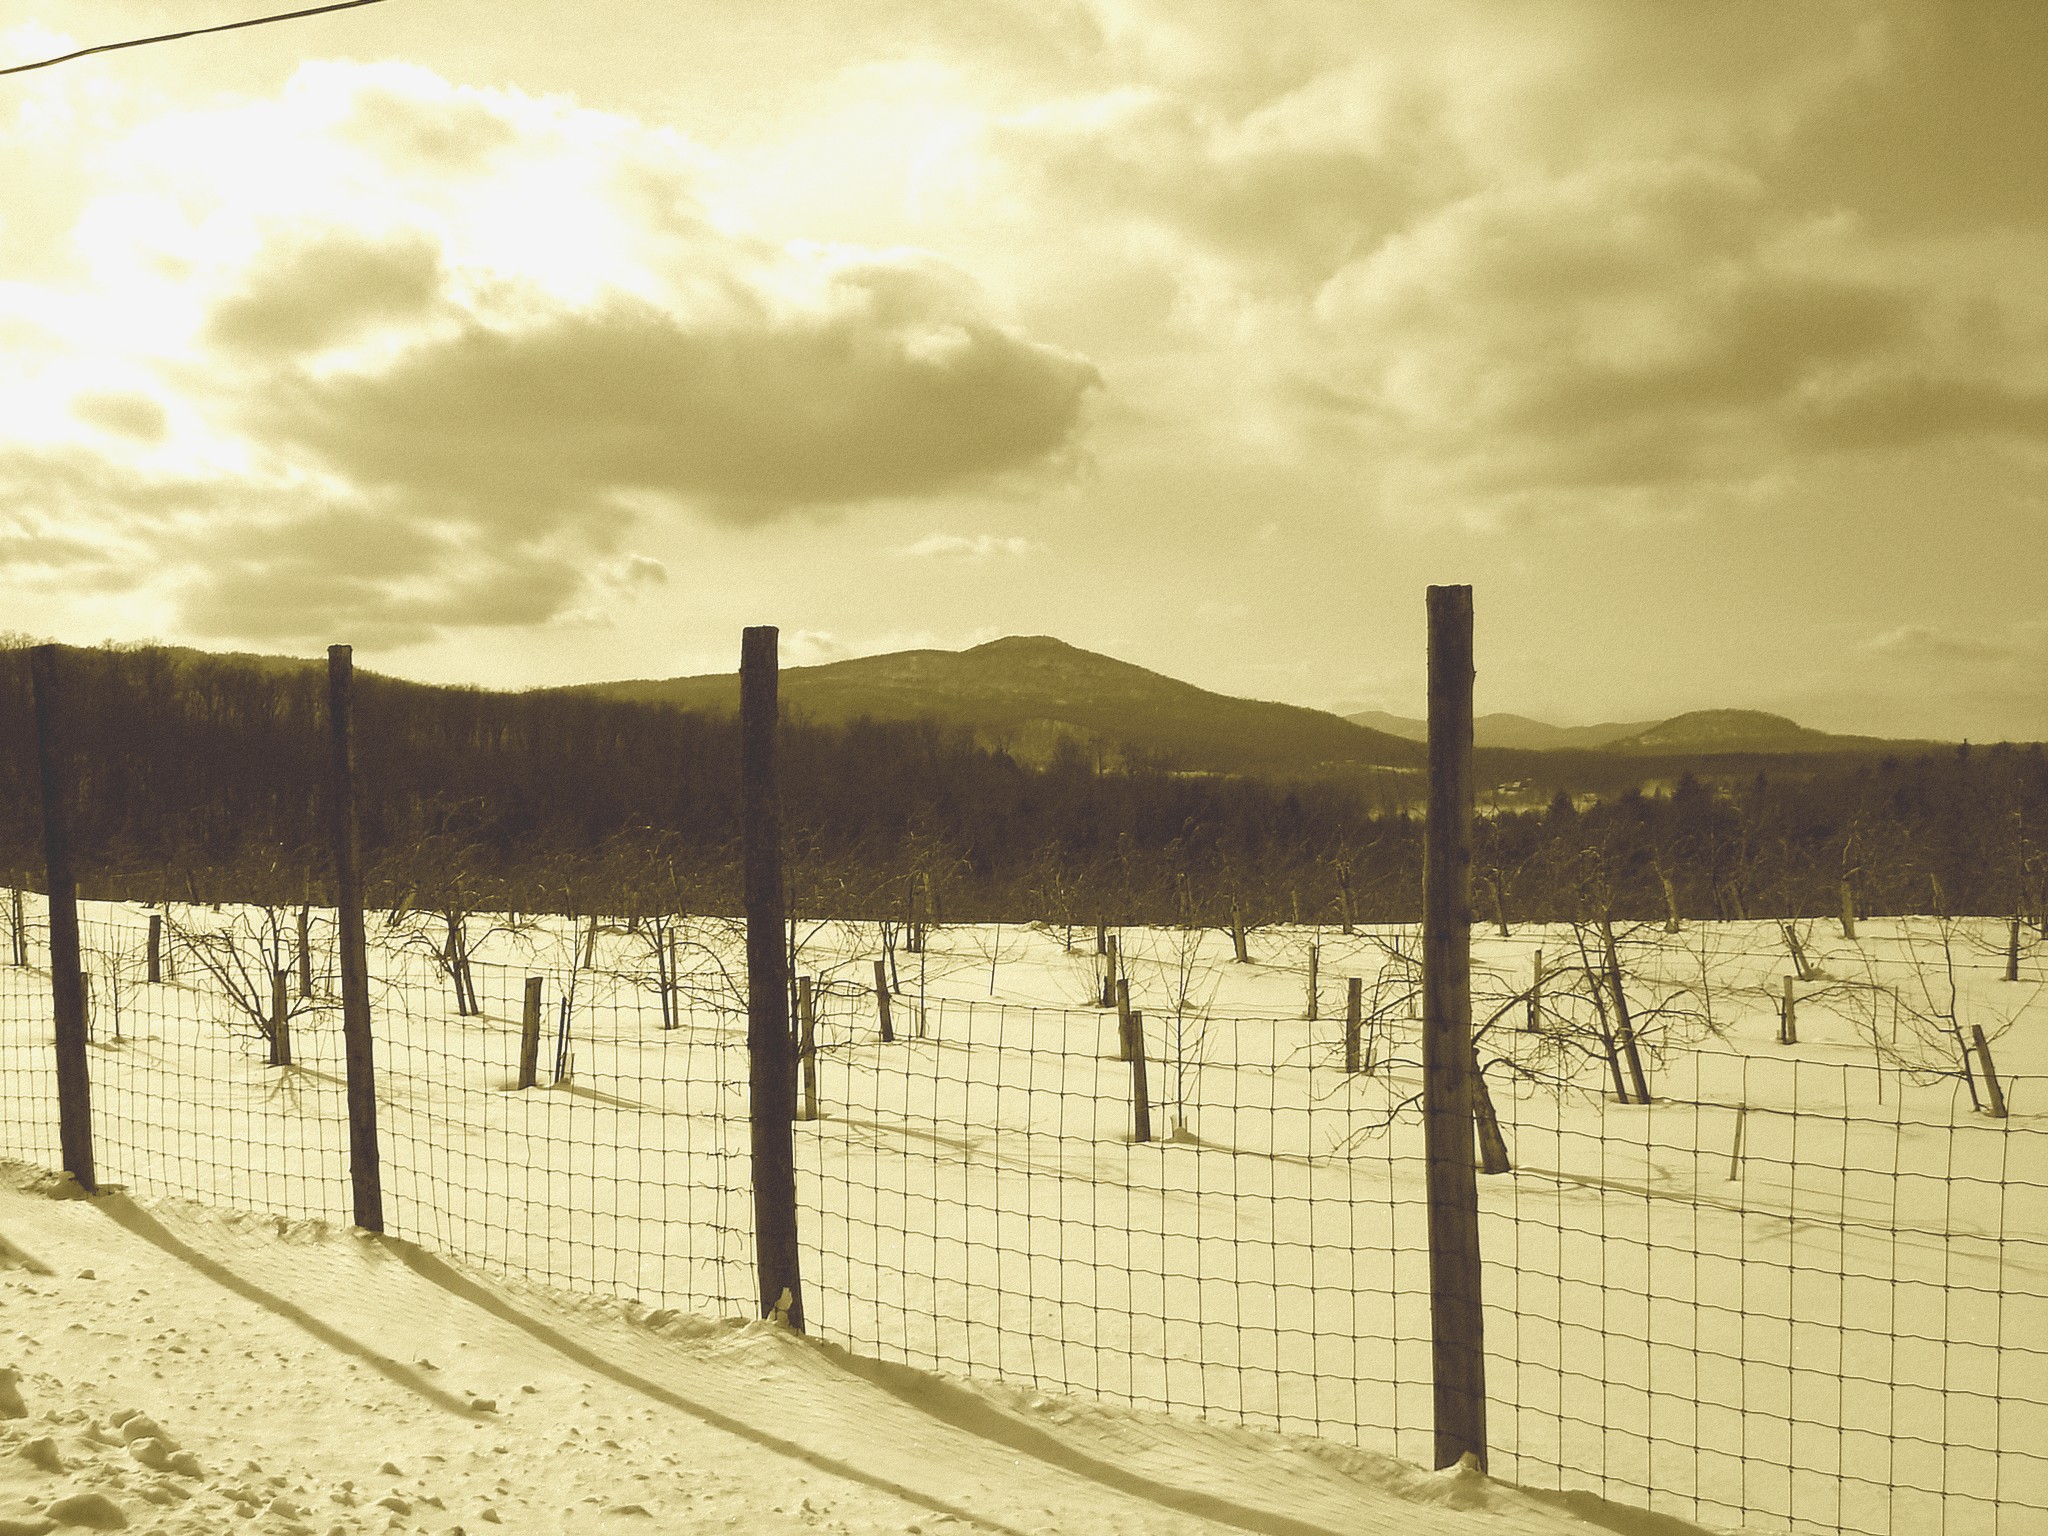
[1305,942,1319,1022]
[1115,977,1132,1062]
[1344,976,1362,1073]
[326,644,383,1233]
[1972,1026,2008,1118]
[30,646,95,1195]
[872,958,894,1043]
[1127,1008,1151,1144]
[1779,976,1798,1045]
[147,912,162,984]
[1421,585,1487,1472]
[269,967,292,1067]
[1526,949,1543,1031]
[2007,916,2022,983]
[797,976,819,1123]
[517,976,543,1089]
[1101,936,1119,1008]
[741,626,804,1331]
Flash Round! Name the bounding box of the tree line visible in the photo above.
[1,644,2041,932]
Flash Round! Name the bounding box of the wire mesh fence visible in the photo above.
[1,892,2042,1536]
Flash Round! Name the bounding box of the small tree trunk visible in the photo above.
[1660,873,1681,934]
[1839,881,1857,940]
[873,958,894,1043]
[269,967,292,1067]
[1472,1054,1512,1174]
[2006,916,2021,982]
[1489,877,1510,939]
[1601,924,1651,1103]
[796,977,818,1123]
[1586,966,1632,1103]
[1779,975,1798,1045]
[1782,923,1813,982]
[1339,873,1355,936]
[1231,905,1249,964]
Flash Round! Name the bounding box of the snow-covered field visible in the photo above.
[2,897,2043,1535]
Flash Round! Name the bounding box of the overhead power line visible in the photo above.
[0,0,390,78]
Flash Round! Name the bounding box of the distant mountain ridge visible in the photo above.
[1349,705,1944,755]
[573,635,1424,776]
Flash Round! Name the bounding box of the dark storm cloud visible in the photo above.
[236,261,1100,522]
[206,228,444,357]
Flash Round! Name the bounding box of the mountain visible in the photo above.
[1598,709,1940,755]
[1348,710,1658,750]
[574,635,1423,776]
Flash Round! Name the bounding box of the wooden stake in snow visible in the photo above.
[1101,936,1120,1008]
[326,645,381,1232]
[1127,1008,1151,1144]
[1421,585,1488,1473]
[741,625,804,1332]
[517,976,543,1089]
[1344,977,1363,1074]
[1727,1107,1747,1182]
[1305,942,1320,1022]
[872,958,894,1043]
[1972,1026,2008,1118]
[147,912,162,984]
[1526,949,1544,1032]
[2007,916,2022,983]
[29,647,93,1195]
[1115,976,1132,1062]
[796,977,819,1123]
[297,905,313,998]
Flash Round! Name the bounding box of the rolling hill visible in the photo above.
[573,635,1424,777]
[1348,710,1660,751]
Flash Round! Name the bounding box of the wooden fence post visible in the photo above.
[797,976,819,1123]
[1101,936,1119,1008]
[1421,585,1487,1472]
[1305,942,1319,1021]
[1127,1008,1151,1144]
[1115,977,1132,1062]
[741,626,804,1331]
[2007,916,2022,983]
[1344,976,1362,1074]
[326,644,383,1233]
[1526,948,1543,1031]
[269,967,292,1068]
[147,912,162,984]
[872,958,894,1043]
[297,905,313,998]
[30,646,94,1195]
[1779,976,1798,1045]
[517,976,543,1089]
[1972,1026,2008,1118]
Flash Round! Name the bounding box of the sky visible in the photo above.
[0,0,2043,739]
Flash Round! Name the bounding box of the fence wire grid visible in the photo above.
[1,892,2042,1536]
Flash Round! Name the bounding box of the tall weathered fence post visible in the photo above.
[1526,948,1544,1031]
[296,905,312,998]
[147,912,162,984]
[1101,935,1119,1007]
[326,645,383,1233]
[1305,941,1319,1021]
[797,976,819,1123]
[30,647,94,1195]
[1344,976,1363,1074]
[517,976,543,1089]
[1114,977,1132,1062]
[9,884,25,967]
[1422,585,1487,1471]
[742,626,804,1331]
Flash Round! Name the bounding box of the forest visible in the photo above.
[2,643,2042,934]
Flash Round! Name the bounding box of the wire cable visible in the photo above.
[0,0,390,78]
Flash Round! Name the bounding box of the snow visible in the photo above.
[1,1162,1708,1536]
[3,899,2044,1534]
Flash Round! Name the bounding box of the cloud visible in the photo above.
[898,533,1042,559]
[0,59,1100,646]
